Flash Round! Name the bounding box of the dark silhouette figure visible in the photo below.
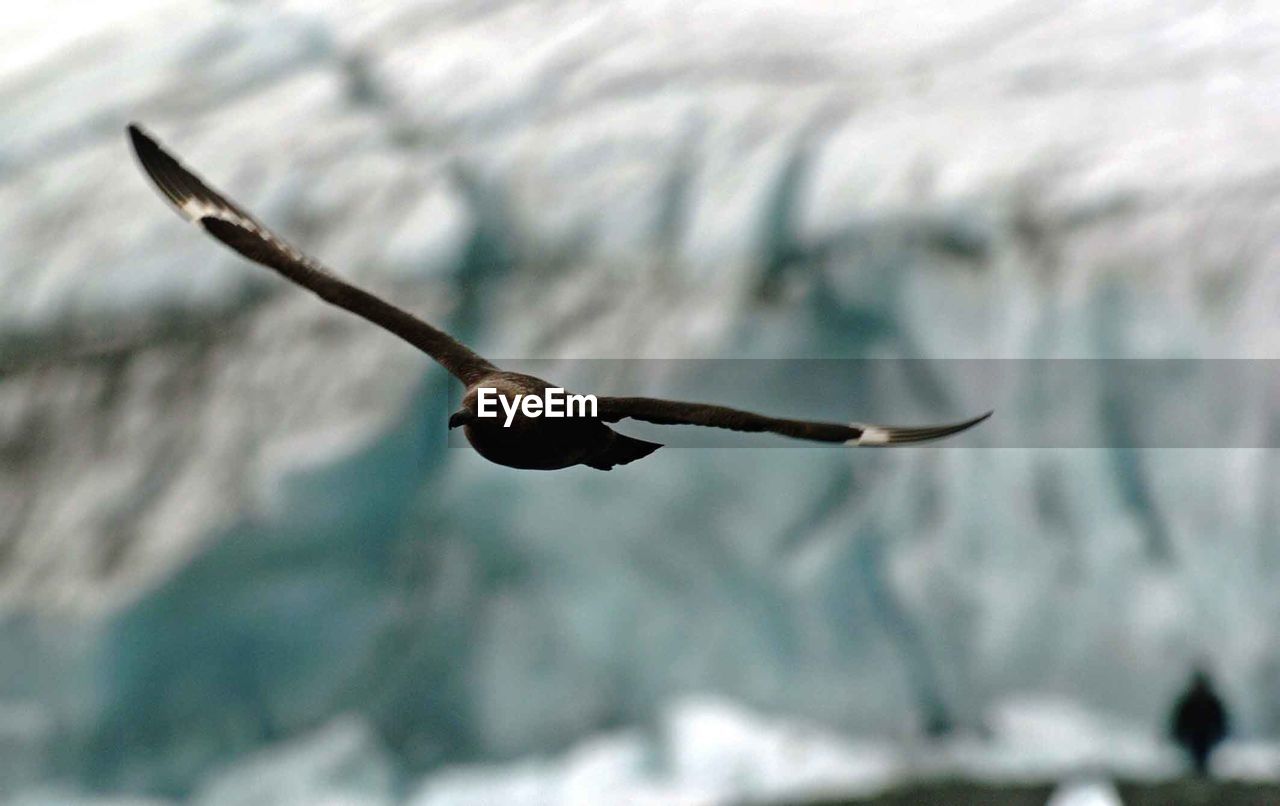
[1169,669,1230,776]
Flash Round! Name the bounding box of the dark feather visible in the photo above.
[127,124,495,385]
[597,397,990,446]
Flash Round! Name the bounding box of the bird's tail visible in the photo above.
[586,432,662,470]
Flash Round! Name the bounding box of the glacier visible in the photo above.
[2,0,1280,801]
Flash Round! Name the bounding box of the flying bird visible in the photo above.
[127,124,991,471]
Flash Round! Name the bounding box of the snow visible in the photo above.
[1046,779,1124,806]
[10,694,1280,803]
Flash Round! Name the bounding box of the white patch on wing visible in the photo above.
[185,201,260,235]
[846,424,890,446]
[180,198,223,220]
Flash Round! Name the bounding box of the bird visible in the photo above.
[127,123,991,471]
[1169,668,1230,776]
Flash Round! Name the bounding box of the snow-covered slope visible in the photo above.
[2,0,1280,797]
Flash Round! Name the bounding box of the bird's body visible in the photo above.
[453,372,661,470]
[126,123,990,471]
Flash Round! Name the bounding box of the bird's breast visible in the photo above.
[462,415,611,470]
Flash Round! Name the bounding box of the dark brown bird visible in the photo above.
[127,123,991,471]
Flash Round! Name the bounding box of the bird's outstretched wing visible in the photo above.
[127,123,497,385]
[596,397,991,445]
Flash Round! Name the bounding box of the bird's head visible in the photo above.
[448,407,477,430]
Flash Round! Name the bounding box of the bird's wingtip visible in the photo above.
[848,408,992,446]
[951,409,994,434]
[126,123,155,154]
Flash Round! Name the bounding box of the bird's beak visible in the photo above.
[448,410,471,430]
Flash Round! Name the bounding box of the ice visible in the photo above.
[407,695,1229,804]
[408,696,901,806]
[191,716,397,806]
[930,696,1182,781]
[9,790,172,806]
[406,732,663,806]
[2,0,1280,800]
[1045,779,1124,806]
[1211,740,1280,781]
